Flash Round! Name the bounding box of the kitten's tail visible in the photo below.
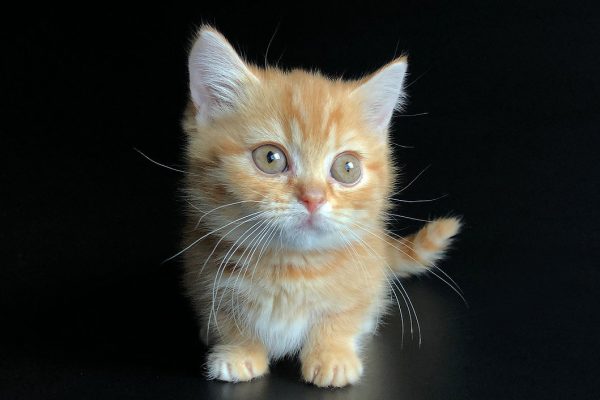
[386,217,462,277]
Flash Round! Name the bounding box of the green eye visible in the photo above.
[252,144,288,174]
[331,153,362,184]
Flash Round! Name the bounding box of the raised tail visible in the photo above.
[386,217,462,277]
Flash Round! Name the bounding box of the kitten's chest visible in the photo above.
[240,279,333,358]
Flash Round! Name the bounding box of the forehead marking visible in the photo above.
[290,118,303,145]
[291,86,309,126]
[326,122,337,150]
[320,96,334,133]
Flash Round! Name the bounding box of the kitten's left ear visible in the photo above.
[351,57,408,133]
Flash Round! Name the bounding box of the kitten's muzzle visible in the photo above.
[298,186,326,214]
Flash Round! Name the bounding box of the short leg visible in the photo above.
[300,309,366,387]
[205,318,269,382]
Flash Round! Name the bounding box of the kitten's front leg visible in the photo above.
[300,310,365,387]
[206,318,269,382]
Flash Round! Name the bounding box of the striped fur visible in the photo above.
[181,27,461,387]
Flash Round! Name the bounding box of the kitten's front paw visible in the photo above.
[301,347,363,388]
[207,344,269,382]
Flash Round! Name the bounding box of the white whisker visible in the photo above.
[164,210,267,263]
[249,221,280,286]
[342,226,417,345]
[383,229,466,298]
[389,141,415,149]
[396,112,429,118]
[428,270,469,307]
[391,164,431,197]
[342,220,424,345]
[207,217,268,338]
[230,220,275,325]
[349,219,467,308]
[389,194,448,203]
[195,200,270,228]
[222,219,274,325]
[337,225,403,346]
[134,148,193,175]
[383,212,432,223]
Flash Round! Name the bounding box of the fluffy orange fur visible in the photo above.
[181,27,461,387]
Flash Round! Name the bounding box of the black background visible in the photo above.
[2,1,600,399]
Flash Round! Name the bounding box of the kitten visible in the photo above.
[181,26,461,387]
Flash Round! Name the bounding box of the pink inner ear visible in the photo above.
[188,29,258,122]
[374,109,395,130]
[191,77,236,116]
[354,61,408,132]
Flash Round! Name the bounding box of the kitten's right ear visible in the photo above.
[351,57,408,133]
[188,27,259,123]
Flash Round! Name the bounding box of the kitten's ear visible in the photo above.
[188,27,259,122]
[352,57,408,133]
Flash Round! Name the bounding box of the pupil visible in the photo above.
[266,151,280,163]
[345,161,354,172]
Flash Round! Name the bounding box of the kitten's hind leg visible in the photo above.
[387,217,462,277]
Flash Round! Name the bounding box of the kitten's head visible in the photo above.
[183,27,407,251]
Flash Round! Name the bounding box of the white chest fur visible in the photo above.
[225,278,331,359]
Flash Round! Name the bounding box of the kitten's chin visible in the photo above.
[278,232,337,251]
[278,222,342,251]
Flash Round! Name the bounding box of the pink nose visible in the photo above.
[299,188,326,213]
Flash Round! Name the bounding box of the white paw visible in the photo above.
[206,346,269,382]
[302,348,363,387]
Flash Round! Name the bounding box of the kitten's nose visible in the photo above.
[298,187,326,214]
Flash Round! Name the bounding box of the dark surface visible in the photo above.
[2,2,600,399]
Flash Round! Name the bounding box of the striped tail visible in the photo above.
[387,217,462,277]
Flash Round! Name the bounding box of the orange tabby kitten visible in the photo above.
[181,26,461,387]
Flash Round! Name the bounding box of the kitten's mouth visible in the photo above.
[279,214,339,250]
[299,218,316,228]
[297,214,327,232]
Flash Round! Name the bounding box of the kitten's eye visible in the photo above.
[331,153,362,185]
[252,144,288,174]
